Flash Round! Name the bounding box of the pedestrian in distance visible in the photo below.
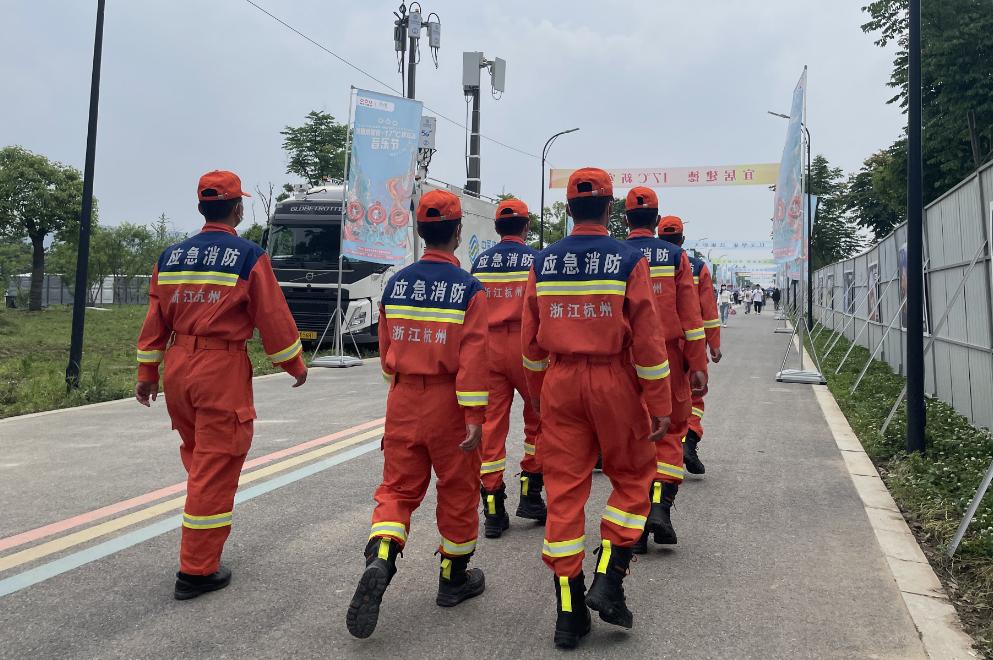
[771,286,781,311]
[624,191,708,554]
[752,284,765,314]
[658,217,722,476]
[743,287,752,313]
[471,198,547,538]
[135,170,308,600]
[718,284,733,327]
[347,189,489,640]
[521,168,671,649]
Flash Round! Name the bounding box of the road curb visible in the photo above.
[810,380,976,659]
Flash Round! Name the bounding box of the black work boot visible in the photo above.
[593,453,603,472]
[481,486,510,538]
[554,573,592,649]
[631,529,649,555]
[515,471,547,522]
[649,482,678,545]
[174,564,232,600]
[585,541,635,628]
[436,554,486,607]
[346,536,401,639]
[683,430,706,475]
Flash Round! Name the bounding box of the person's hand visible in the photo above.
[710,346,723,363]
[460,424,483,451]
[648,416,670,442]
[292,369,308,388]
[135,381,158,407]
[690,370,708,394]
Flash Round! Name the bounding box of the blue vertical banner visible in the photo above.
[773,68,807,266]
[343,89,423,265]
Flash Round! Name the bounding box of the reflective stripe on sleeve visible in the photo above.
[601,505,647,531]
[182,511,232,530]
[523,355,549,372]
[536,280,626,296]
[635,360,671,381]
[268,338,303,364]
[703,318,721,329]
[542,535,586,558]
[370,521,408,543]
[523,442,536,456]
[382,370,394,383]
[684,327,706,341]
[456,391,488,407]
[480,458,506,475]
[136,349,164,364]
[440,536,477,556]
[657,461,686,480]
[384,305,466,324]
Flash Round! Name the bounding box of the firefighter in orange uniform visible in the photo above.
[658,217,723,474]
[625,191,707,551]
[135,170,308,600]
[522,168,671,649]
[347,189,489,640]
[471,199,545,538]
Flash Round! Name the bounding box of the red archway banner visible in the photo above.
[548,163,779,189]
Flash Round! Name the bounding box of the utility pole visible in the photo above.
[66,0,106,390]
[906,0,926,453]
[462,52,506,197]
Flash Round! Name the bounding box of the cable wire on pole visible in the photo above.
[243,0,538,160]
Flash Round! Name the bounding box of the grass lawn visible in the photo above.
[809,325,993,657]
[0,305,282,419]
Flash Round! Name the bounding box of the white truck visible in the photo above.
[264,179,499,347]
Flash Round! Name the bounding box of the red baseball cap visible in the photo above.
[566,167,613,200]
[197,170,251,202]
[658,215,685,236]
[625,186,658,212]
[416,189,462,223]
[495,199,529,220]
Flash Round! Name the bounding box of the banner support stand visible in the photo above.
[313,86,361,369]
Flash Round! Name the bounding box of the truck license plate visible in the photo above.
[299,331,317,340]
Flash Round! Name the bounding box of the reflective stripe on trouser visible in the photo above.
[480,326,541,491]
[656,339,689,484]
[370,378,481,556]
[688,390,706,440]
[538,358,656,578]
[164,343,254,576]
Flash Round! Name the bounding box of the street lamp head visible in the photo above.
[767,111,791,119]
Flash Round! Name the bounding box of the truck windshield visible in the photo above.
[268,224,342,267]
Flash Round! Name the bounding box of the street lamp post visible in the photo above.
[539,128,579,249]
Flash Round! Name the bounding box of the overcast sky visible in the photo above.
[3,1,902,242]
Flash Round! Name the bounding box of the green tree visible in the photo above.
[861,0,993,203]
[607,197,629,240]
[0,239,31,291]
[240,223,265,246]
[280,110,349,188]
[530,202,568,248]
[0,146,88,311]
[845,142,907,240]
[809,155,862,270]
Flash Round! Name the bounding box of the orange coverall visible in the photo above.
[372,250,489,558]
[626,230,707,486]
[136,222,306,575]
[471,235,540,491]
[687,259,721,441]
[522,224,671,579]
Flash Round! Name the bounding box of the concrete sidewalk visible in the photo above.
[0,311,968,658]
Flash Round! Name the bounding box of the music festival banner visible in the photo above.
[343,89,423,265]
[773,68,807,265]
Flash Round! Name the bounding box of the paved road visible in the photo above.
[0,312,926,658]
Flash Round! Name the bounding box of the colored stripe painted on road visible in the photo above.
[0,440,380,598]
[0,417,385,553]
[0,428,383,572]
